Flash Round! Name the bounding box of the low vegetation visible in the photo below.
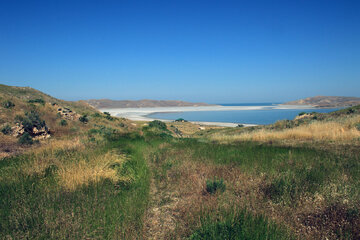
[1,85,359,239]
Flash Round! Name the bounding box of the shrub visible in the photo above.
[79,114,89,123]
[298,112,306,116]
[1,124,12,135]
[148,120,167,130]
[18,132,33,145]
[92,112,102,118]
[206,178,226,194]
[237,124,244,127]
[28,98,45,105]
[356,123,360,131]
[59,119,68,126]
[175,118,187,122]
[2,100,15,109]
[22,111,46,134]
[15,111,46,135]
[104,112,114,121]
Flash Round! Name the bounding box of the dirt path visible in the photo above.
[142,149,179,239]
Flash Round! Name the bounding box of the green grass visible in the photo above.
[1,122,359,238]
[171,139,360,204]
[0,135,151,239]
[189,209,293,240]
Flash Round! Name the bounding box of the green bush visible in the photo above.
[59,119,68,126]
[175,118,187,122]
[104,112,114,121]
[79,114,89,123]
[23,111,46,134]
[92,112,102,118]
[2,100,15,109]
[148,120,167,130]
[28,98,45,105]
[356,123,360,131]
[18,132,33,145]
[298,112,306,116]
[15,111,46,135]
[206,178,226,194]
[1,124,12,135]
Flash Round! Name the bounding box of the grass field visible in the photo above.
[1,127,360,239]
[1,85,360,239]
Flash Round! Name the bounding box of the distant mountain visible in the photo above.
[283,96,360,108]
[84,99,216,109]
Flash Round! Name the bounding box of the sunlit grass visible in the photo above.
[211,115,360,143]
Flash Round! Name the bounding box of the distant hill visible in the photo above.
[0,84,96,114]
[84,99,216,109]
[283,96,360,108]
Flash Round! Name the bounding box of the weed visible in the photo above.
[18,132,33,145]
[104,112,114,121]
[148,120,167,130]
[28,98,45,105]
[206,177,226,194]
[189,209,293,240]
[79,114,89,123]
[1,124,11,135]
[2,100,15,108]
[59,119,68,126]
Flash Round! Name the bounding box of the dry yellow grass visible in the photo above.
[22,137,85,176]
[211,116,360,143]
[20,137,131,191]
[58,151,128,191]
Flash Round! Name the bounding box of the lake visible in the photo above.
[148,104,340,125]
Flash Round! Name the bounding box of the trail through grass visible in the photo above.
[1,130,359,239]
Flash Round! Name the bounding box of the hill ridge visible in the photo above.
[283,96,360,108]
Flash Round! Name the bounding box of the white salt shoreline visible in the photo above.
[99,104,314,128]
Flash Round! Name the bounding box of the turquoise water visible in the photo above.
[148,104,340,125]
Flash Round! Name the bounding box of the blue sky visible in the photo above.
[0,0,359,103]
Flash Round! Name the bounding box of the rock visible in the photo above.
[11,123,51,140]
[55,105,80,120]
[11,123,24,137]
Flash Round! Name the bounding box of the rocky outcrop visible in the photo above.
[56,106,80,120]
[11,123,51,140]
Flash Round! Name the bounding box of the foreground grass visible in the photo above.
[1,123,359,239]
[190,209,293,240]
[0,135,150,239]
[145,138,359,239]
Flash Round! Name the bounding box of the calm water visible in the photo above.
[148,104,340,125]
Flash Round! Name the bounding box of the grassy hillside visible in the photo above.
[0,84,135,158]
[1,85,359,239]
[283,95,360,108]
[203,105,360,148]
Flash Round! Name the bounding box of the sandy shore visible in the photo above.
[99,105,313,127]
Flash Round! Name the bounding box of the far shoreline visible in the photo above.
[99,104,314,128]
